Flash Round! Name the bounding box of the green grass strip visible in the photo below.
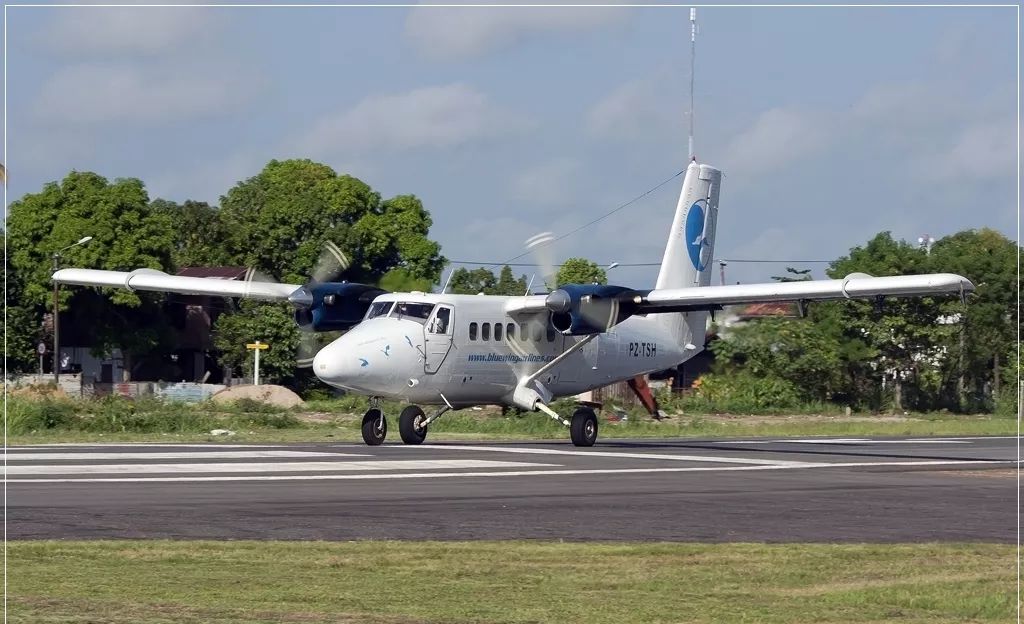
[7,541,1017,623]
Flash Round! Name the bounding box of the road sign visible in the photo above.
[37,342,46,355]
[246,341,267,385]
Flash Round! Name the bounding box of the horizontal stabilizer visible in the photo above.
[52,268,301,301]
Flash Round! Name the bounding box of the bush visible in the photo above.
[7,398,76,434]
[690,372,801,413]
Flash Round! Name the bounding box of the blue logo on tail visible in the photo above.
[684,200,710,271]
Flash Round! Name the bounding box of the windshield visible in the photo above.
[394,302,435,324]
[365,301,393,320]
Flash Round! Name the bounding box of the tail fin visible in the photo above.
[654,160,722,347]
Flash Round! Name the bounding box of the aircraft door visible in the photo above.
[423,305,454,374]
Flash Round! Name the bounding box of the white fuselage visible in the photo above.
[312,292,699,407]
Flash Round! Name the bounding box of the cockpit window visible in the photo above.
[394,302,435,323]
[366,301,393,320]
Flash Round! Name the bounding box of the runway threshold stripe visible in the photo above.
[9,459,1017,483]
[405,444,812,466]
[3,451,367,461]
[6,459,557,476]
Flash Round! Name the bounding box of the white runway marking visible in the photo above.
[4,451,366,461]
[719,438,970,445]
[9,459,1018,483]
[7,459,557,476]
[406,444,811,466]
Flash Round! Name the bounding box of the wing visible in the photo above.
[634,272,973,312]
[52,268,302,301]
[504,272,974,318]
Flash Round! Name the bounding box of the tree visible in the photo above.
[212,300,301,386]
[448,267,498,294]
[930,228,1018,409]
[772,267,812,282]
[446,265,527,295]
[217,159,444,284]
[150,199,232,270]
[826,232,959,411]
[6,171,177,378]
[494,265,529,296]
[556,258,607,287]
[711,317,844,402]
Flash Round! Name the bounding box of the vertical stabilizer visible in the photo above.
[654,161,722,347]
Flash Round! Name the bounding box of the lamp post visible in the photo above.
[52,236,92,384]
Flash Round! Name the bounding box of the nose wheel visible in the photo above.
[399,405,428,445]
[361,408,387,445]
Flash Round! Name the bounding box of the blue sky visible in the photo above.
[3,4,1017,287]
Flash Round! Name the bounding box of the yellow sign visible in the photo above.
[246,342,269,350]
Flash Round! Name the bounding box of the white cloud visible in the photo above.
[586,79,679,142]
[720,108,835,177]
[510,158,582,207]
[44,7,218,55]
[35,63,260,125]
[296,83,532,156]
[404,6,628,61]
[914,119,1015,182]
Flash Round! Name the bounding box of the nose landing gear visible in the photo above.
[361,407,387,445]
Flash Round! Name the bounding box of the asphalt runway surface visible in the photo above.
[7,436,1019,542]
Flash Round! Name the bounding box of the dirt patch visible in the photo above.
[8,383,68,400]
[211,384,304,409]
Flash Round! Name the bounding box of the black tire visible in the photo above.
[399,405,428,445]
[361,408,387,446]
[570,407,598,447]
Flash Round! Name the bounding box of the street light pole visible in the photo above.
[52,253,60,384]
[51,236,92,385]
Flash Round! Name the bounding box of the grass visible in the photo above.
[7,541,1016,623]
[3,393,1016,444]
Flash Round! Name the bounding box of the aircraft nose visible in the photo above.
[312,337,364,386]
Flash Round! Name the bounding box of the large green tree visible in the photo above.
[150,199,232,270]
[6,172,177,378]
[217,159,444,284]
[929,228,1018,408]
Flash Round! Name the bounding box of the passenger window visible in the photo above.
[546,326,556,342]
[494,323,502,341]
[532,324,543,342]
[506,323,515,341]
[469,322,477,341]
[482,323,491,341]
[520,323,528,342]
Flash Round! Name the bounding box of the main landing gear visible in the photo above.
[535,402,599,447]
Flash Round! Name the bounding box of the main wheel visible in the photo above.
[570,407,598,447]
[399,405,428,445]
[361,408,387,446]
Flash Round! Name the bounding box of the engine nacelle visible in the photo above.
[545,283,638,335]
[292,283,387,332]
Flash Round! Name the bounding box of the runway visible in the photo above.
[7,436,1018,542]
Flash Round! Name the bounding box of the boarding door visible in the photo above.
[423,305,454,374]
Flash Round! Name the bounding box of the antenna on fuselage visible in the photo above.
[688,7,697,161]
[524,274,535,296]
[440,268,455,294]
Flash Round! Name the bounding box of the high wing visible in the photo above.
[504,272,974,317]
[52,268,302,301]
[632,272,973,312]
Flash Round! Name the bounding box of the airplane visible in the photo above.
[53,160,974,447]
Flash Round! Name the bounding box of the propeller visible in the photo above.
[242,240,357,368]
[524,231,557,292]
